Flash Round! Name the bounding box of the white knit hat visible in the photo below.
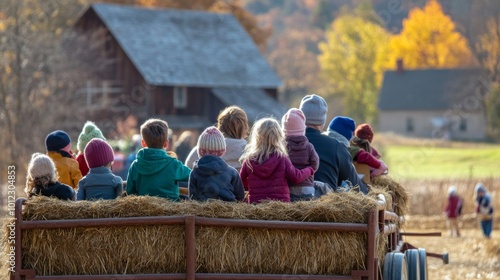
[27,153,56,180]
[197,126,226,157]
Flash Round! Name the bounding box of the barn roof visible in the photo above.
[212,88,287,122]
[378,68,487,111]
[85,3,282,88]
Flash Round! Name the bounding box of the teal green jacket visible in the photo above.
[126,148,191,200]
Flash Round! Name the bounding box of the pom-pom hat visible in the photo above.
[197,126,226,157]
[77,121,106,152]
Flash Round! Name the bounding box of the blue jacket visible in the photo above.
[126,148,191,201]
[77,166,123,200]
[189,155,244,202]
[305,127,367,193]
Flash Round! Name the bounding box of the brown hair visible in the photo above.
[217,106,249,139]
[140,119,169,149]
[350,136,372,154]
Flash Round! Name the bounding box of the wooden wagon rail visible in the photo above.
[12,197,400,280]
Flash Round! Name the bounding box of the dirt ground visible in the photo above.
[403,224,499,279]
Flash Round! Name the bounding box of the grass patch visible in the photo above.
[382,145,500,180]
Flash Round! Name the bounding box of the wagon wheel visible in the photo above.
[417,248,428,280]
[383,252,408,280]
[405,249,420,280]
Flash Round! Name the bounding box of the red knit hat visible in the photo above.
[197,126,226,157]
[84,138,115,168]
[355,124,374,143]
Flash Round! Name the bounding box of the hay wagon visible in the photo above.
[8,179,445,280]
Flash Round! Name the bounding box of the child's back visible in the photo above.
[189,127,244,202]
[126,119,191,201]
[240,118,314,204]
[282,108,319,201]
[77,139,123,200]
[45,130,82,189]
[25,153,76,201]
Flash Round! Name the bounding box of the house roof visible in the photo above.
[84,3,282,88]
[378,68,487,111]
[212,88,288,122]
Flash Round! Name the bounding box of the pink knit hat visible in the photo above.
[84,138,115,168]
[281,108,306,136]
[197,126,226,157]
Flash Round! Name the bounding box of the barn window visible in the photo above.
[406,117,414,132]
[174,86,187,108]
[459,118,467,132]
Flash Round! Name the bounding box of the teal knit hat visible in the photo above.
[77,121,106,152]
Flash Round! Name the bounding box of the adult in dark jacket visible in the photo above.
[299,94,368,194]
[189,126,245,202]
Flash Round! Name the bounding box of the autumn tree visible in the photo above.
[386,0,472,69]
[318,14,390,124]
[0,0,103,183]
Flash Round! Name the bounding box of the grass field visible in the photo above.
[375,133,500,180]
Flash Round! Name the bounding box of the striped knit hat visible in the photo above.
[197,126,226,157]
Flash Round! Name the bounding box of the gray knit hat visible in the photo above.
[299,94,328,125]
[77,121,106,152]
[197,126,226,157]
[27,153,56,180]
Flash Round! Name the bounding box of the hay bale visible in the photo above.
[371,176,409,217]
[5,193,387,276]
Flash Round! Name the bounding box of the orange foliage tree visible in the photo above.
[386,0,472,69]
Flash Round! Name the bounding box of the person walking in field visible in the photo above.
[474,183,494,238]
[443,186,462,237]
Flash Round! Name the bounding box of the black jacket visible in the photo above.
[305,127,367,194]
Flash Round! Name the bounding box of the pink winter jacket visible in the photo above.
[240,153,314,204]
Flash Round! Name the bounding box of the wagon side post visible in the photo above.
[367,209,379,280]
[13,198,24,280]
[185,215,196,280]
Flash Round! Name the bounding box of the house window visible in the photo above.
[459,118,467,132]
[174,86,187,108]
[406,117,414,132]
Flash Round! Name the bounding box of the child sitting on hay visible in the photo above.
[239,118,314,204]
[77,139,123,200]
[45,130,82,189]
[75,121,107,176]
[281,108,319,201]
[25,153,76,200]
[188,126,245,202]
[126,119,191,201]
[352,123,382,159]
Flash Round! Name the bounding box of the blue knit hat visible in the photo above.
[328,116,356,141]
[45,130,71,151]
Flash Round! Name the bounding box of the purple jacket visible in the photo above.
[240,153,314,204]
[285,135,319,187]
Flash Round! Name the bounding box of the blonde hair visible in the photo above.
[217,106,249,139]
[25,172,59,197]
[140,119,169,149]
[240,118,288,168]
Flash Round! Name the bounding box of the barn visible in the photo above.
[74,3,285,133]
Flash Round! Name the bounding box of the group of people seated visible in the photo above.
[25,94,388,204]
